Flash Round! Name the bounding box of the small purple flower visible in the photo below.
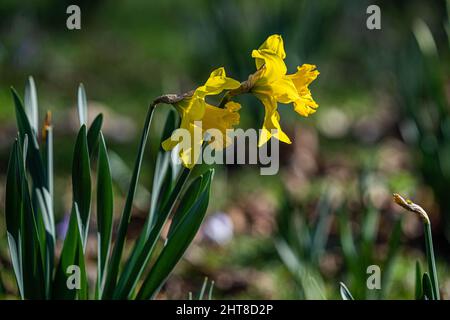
[56,213,70,240]
[202,212,234,245]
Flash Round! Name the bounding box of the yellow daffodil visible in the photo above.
[162,68,241,168]
[250,34,319,146]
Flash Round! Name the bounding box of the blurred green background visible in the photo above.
[1,0,450,299]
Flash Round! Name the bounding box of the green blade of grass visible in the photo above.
[208,280,215,300]
[136,169,213,299]
[96,133,114,298]
[198,277,208,300]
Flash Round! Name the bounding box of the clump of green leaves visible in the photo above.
[4,78,213,299]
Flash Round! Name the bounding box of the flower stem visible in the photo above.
[424,221,440,299]
[393,193,440,299]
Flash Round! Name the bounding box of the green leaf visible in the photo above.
[415,262,422,300]
[24,76,38,134]
[11,88,55,242]
[77,84,88,126]
[111,111,185,299]
[136,169,214,299]
[339,282,354,300]
[103,104,157,298]
[72,125,92,249]
[147,109,178,228]
[12,90,54,297]
[9,137,46,299]
[422,272,434,300]
[96,133,114,298]
[52,204,88,299]
[166,174,206,239]
[5,140,25,298]
[87,114,103,155]
[112,167,191,299]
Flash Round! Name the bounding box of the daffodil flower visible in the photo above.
[162,68,241,168]
[250,34,319,146]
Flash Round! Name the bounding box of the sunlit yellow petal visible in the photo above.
[288,64,319,95]
[258,97,291,147]
[293,96,318,117]
[288,64,319,117]
[252,50,287,83]
[162,67,242,167]
[253,76,299,104]
[258,34,286,59]
[198,67,241,97]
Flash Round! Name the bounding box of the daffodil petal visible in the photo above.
[293,96,319,117]
[288,64,319,117]
[202,102,241,150]
[198,67,241,96]
[258,97,291,146]
[252,50,287,83]
[288,64,319,95]
[258,34,286,59]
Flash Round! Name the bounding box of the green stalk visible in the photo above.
[393,193,440,300]
[424,221,439,299]
[102,102,157,298]
[43,111,54,299]
[43,112,53,209]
